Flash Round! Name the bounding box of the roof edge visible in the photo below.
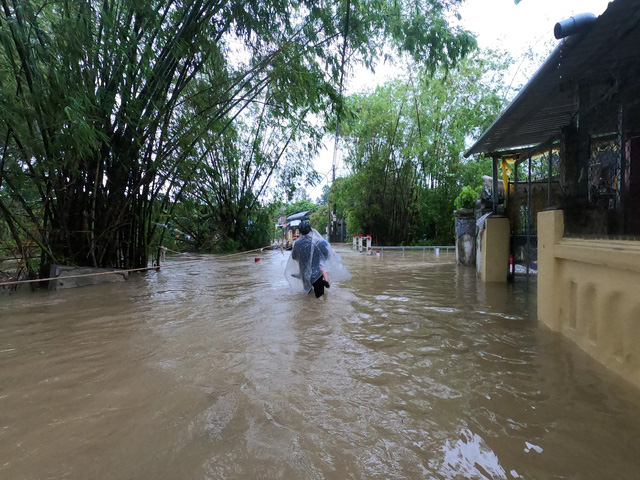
[464,34,583,158]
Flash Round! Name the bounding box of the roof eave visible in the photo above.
[464,35,582,158]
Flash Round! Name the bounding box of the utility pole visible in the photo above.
[328,144,338,241]
[332,164,337,240]
[327,0,350,243]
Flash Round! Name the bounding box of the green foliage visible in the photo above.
[332,50,509,245]
[315,185,330,206]
[459,156,493,188]
[0,0,478,273]
[239,209,274,251]
[283,200,317,218]
[309,204,329,235]
[454,186,481,211]
[213,237,241,254]
[331,175,369,236]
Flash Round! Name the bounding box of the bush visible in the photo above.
[213,237,240,253]
[454,186,480,211]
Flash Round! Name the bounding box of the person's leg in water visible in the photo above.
[312,272,330,298]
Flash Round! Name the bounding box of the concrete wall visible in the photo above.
[455,211,476,266]
[538,209,640,388]
[479,216,510,283]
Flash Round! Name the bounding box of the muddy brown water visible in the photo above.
[1,247,640,479]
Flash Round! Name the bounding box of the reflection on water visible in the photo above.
[437,428,509,479]
[2,248,640,479]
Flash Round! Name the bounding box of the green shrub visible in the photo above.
[454,186,480,211]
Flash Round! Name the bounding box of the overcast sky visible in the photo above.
[306,0,613,201]
[459,0,611,53]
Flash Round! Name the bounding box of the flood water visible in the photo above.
[2,247,640,479]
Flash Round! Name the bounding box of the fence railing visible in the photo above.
[370,245,454,254]
[351,235,454,254]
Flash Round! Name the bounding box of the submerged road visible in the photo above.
[1,247,640,479]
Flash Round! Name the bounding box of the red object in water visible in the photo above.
[254,257,260,262]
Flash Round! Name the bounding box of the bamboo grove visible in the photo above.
[0,0,476,278]
[332,53,509,246]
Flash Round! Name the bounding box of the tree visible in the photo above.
[309,204,330,234]
[316,185,330,206]
[282,200,317,218]
[0,0,476,276]
[334,50,509,245]
[179,94,322,250]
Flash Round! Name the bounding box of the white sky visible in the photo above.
[306,0,613,201]
[459,0,612,53]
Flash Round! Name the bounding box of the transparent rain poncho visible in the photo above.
[284,228,351,293]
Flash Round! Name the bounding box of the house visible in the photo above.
[465,0,640,387]
[276,211,310,249]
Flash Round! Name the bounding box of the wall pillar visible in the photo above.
[480,216,510,283]
[537,209,564,331]
[455,209,476,266]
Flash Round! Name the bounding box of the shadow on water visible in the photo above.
[1,247,640,479]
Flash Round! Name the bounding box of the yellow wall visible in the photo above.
[538,209,640,388]
[480,216,510,283]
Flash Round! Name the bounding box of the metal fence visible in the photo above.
[370,245,454,254]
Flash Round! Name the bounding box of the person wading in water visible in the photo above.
[289,220,331,298]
